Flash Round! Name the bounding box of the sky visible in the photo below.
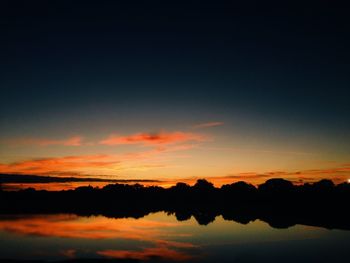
[1,1,350,189]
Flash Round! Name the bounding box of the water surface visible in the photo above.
[0,212,349,262]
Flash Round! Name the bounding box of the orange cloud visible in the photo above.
[4,136,83,146]
[100,131,206,146]
[0,142,195,177]
[0,154,119,175]
[192,122,224,129]
[0,130,207,179]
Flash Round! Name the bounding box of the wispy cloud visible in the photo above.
[0,154,118,175]
[2,129,209,148]
[100,131,206,146]
[0,141,197,176]
[3,136,83,146]
[192,122,224,129]
[198,146,314,156]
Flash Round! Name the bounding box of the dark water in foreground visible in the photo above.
[0,212,350,262]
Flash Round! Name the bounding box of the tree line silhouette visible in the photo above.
[1,178,350,230]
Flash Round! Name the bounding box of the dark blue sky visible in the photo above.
[2,1,349,120]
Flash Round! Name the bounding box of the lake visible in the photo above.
[0,212,349,262]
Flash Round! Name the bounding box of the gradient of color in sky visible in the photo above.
[1,1,350,188]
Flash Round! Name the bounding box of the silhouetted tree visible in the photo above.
[193,179,214,191]
[258,178,294,192]
[75,185,95,193]
[312,179,335,190]
[174,211,192,221]
[221,181,257,202]
[172,182,191,191]
[192,179,217,205]
[193,211,216,225]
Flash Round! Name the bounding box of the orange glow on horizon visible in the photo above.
[1,128,350,190]
[2,163,350,191]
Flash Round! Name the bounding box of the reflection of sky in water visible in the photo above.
[0,213,350,262]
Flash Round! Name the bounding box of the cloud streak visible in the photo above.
[192,122,224,129]
[0,141,197,177]
[2,129,208,149]
[100,131,206,146]
[0,155,119,175]
[3,136,83,146]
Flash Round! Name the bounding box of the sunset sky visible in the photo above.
[1,1,350,188]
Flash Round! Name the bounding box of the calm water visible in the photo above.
[0,212,350,262]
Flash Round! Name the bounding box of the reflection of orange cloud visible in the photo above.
[0,214,183,240]
[60,249,76,258]
[4,136,83,146]
[100,131,206,146]
[192,122,224,129]
[0,214,197,260]
[98,246,195,261]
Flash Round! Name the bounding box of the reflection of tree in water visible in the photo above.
[192,211,216,226]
